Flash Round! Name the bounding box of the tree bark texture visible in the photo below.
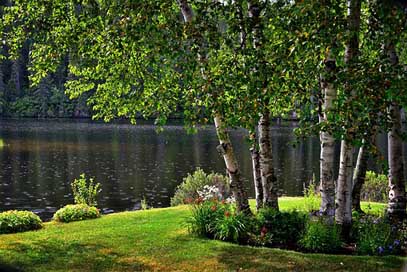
[387,103,406,218]
[214,115,251,214]
[319,57,337,217]
[335,0,361,234]
[258,112,279,210]
[248,0,262,48]
[250,145,263,211]
[248,0,278,210]
[336,140,354,229]
[385,42,406,219]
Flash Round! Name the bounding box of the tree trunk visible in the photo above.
[335,0,361,237]
[177,0,194,23]
[388,103,406,219]
[336,141,354,232]
[385,42,406,220]
[352,140,369,213]
[248,0,278,210]
[319,57,337,217]
[258,111,279,210]
[214,115,251,214]
[250,143,263,211]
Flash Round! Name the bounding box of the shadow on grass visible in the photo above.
[0,263,23,272]
[0,239,151,271]
[216,244,406,272]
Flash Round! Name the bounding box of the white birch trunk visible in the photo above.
[385,43,406,219]
[214,115,251,213]
[388,103,406,218]
[250,145,263,211]
[258,112,279,209]
[336,141,354,227]
[248,0,279,210]
[335,0,361,234]
[319,58,337,217]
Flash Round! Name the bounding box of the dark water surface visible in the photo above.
[0,119,403,220]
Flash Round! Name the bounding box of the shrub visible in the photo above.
[254,208,308,246]
[187,199,251,243]
[361,171,388,203]
[214,209,251,243]
[0,210,42,234]
[71,173,101,206]
[53,204,100,223]
[187,200,228,237]
[171,168,230,206]
[303,177,321,212]
[353,215,400,255]
[397,220,407,251]
[299,219,342,253]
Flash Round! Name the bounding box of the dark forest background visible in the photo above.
[0,0,91,118]
[0,49,92,118]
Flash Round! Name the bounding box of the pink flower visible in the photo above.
[260,226,268,237]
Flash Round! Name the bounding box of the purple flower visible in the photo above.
[388,245,393,251]
[394,240,400,246]
[377,246,384,254]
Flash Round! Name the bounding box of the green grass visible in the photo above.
[0,197,403,272]
[275,196,386,215]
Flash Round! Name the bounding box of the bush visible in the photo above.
[187,199,251,243]
[53,204,100,223]
[353,215,401,255]
[71,174,101,206]
[187,200,227,237]
[253,208,308,246]
[0,210,43,234]
[299,219,342,253]
[214,209,251,243]
[303,177,321,212]
[171,168,230,206]
[361,171,388,203]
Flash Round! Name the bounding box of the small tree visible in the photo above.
[71,174,101,207]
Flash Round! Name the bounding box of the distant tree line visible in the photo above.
[0,0,90,118]
[0,49,91,118]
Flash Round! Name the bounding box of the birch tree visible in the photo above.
[319,55,337,217]
[367,0,407,219]
[248,0,278,210]
[335,0,361,235]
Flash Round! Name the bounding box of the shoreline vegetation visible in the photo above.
[0,197,404,272]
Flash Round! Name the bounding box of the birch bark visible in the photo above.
[319,57,337,216]
[335,0,361,234]
[249,0,279,210]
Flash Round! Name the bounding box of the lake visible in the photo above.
[0,119,403,220]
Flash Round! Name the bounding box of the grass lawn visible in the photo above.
[0,197,404,272]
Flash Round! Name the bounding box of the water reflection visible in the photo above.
[0,119,403,220]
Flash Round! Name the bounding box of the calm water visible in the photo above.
[0,119,404,220]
